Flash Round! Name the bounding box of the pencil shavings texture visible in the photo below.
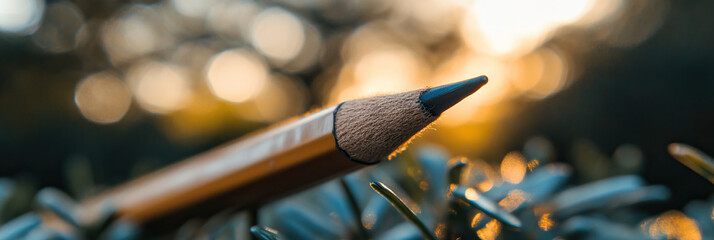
[334,89,437,164]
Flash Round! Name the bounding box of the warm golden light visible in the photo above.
[362,213,376,230]
[642,210,702,240]
[574,0,624,27]
[498,189,529,212]
[329,24,428,103]
[160,92,228,142]
[419,181,429,191]
[340,23,402,62]
[74,72,132,124]
[321,0,630,129]
[529,48,569,98]
[538,213,555,231]
[281,22,322,72]
[434,223,447,239]
[235,74,309,123]
[101,5,168,64]
[127,61,192,114]
[459,0,596,57]
[511,50,545,92]
[527,159,540,172]
[389,0,462,43]
[264,227,279,235]
[250,7,305,64]
[431,50,509,126]
[477,219,501,240]
[471,212,484,228]
[477,182,494,192]
[462,159,498,192]
[465,188,479,201]
[205,49,268,103]
[501,152,527,184]
[353,49,421,94]
[512,47,569,99]
[206,1,260,40]
[599,0,668,48]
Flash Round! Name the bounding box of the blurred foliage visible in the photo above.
[0,136,712,239]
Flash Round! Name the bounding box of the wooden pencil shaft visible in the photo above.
[78,106,349,225]
[143,147,359,235]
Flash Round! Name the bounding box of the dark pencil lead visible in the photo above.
[420,75,488,116]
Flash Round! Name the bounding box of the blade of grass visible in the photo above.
[340,178,370,240]
[369,182,437,240]
[668,143,714,184]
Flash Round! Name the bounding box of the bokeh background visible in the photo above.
[1,0,713,231]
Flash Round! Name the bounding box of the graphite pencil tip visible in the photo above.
[419,75,488,116]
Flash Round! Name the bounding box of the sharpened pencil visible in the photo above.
[70,76,488,232]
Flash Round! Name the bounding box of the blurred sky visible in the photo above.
[0,0,713,210]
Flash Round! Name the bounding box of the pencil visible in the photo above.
[71,76,488,231]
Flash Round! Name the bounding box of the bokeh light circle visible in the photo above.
[127,61,193,114]
[250,7,305,63]
[31,2,84,53]
[0,0,44,34]
[74,72,132,124]
[205,49,269,103]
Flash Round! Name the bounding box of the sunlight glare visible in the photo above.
[128,61,192,114]
[460,0,596,57]
[205,49,268,103]
[432,50,509,125]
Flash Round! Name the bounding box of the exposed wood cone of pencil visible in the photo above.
[65,76,489,232]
